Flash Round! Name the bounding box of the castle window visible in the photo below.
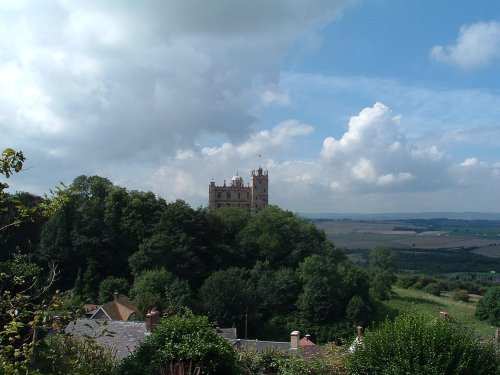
[217,192,221,199]
[238,192,241,199]
[259,180,262,184]
[237,203,240,207]
[226,192,231,199]
[264,189,266,192]
[247,193,250,199]
[226,203,230,207]
[217,203,221,208]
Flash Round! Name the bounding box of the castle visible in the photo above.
[209,167,268,215]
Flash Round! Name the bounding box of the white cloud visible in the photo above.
[144,102,500,212]
[261,88,291,106]
[431,20,500,70]
[0,0,354,196]
[460,157,479,167]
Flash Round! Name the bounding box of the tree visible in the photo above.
[118,315,239,375]
[346,295,371,326]
[297,254,345,324]
[348,314,499,375]
[199,267,255,330]
[98,276,130,304]
[369,246,396,300]
[475,286,500,326]
[0,253,58,374]
[83,259,101,301]
[237,205,327,269]
[130,268,191,317]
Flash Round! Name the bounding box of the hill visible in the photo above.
[382,287,497,338]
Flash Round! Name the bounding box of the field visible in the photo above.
[383,287,497,338]
[314,219,500,257]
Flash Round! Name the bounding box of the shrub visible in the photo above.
[450,289,469,302]
[38,333,117,375]
[118,315,239,375]
[348,314,499,375]
[238,345,348,375]
[423,283,440,296]
[475,286,500,326]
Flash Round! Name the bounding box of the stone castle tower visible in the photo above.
[209,167,268,215]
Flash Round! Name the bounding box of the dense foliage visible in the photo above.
[1,150,498,374]
[348,314,500,375]
[119,315,240,375]
[475,286,500,326]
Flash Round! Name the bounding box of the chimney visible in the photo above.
[113,291,119,301]
[357,326,364,340]
[439,311,449,319]
[290,330,299,350]
[146,308,161,333]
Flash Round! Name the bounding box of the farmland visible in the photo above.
[314,218,500,255]
[313,218,500,274]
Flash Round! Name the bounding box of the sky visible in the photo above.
[2,0,500,213]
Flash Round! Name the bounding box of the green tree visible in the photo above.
[346,295,371,325]
[0,253,59,374]
[238,205,327,269]
[130,268,191,317]
[348,314,500,375]
[118,315,239,375]
[369,246,396,300]
[475,286,500,326]
[83,259,101,301]
[98,276,130,304]
[199,267,255,329]
[297,254,345,324]
[129,200,223,288]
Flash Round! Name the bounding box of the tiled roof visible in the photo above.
[92,295,137,321]
[65,319,148,361]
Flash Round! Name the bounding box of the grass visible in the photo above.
[382,287,497,338]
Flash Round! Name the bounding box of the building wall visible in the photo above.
[209,168,268,214]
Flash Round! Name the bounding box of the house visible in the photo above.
[89,292,138,321]
[65,309,161,361]
[230,330,320,356]
[66,310,319,362]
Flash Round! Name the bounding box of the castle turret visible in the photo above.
[251,167,268,215]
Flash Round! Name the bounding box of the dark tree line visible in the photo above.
[2,175,396,343]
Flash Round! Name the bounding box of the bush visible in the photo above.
[423,283,440,296]
[38,333,117,375]
[450,289,469,302]
[238,344,348,375]
[348,314,499,375]
[118,315,239,375]
[475,286,500,326]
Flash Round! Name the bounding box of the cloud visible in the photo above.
[0,0,352,193]
[319,102,448,193]
[145,102,500,212]
[430,20,500,70]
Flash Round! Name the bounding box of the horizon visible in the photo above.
[3,1,500,213]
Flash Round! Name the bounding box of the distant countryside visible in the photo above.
[314,218,500,275]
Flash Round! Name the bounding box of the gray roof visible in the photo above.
[230,339,291,351]
[65,319,148,361]
[216,327,237,340]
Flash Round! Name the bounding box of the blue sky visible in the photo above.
[2,0,500,213]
